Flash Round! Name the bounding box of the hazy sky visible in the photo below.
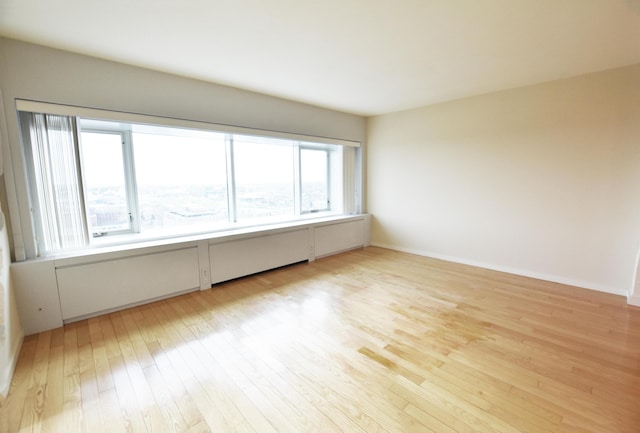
[80,128,327,188]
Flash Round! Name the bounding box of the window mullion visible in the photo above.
[122,131,140,232]
[325,149,331,210]
[225,135,237,223]
[293,143,301,215]
[72,117,90,245]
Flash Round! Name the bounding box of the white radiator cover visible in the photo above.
[56,247,200,320]
[209,229,309,284]
[315,220,365,258]
[12,215,370,334]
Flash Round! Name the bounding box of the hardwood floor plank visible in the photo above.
[77,329,104,433]
[2,247,640,433]
[152,299,267,432]
[112,311,180,433]
[40,328,65,433]
[16,331,50,433]
[188,295,343,433]
[87,317,114,394]
[108,351,150,433]
[202,286,371,433]
[135,305,208,432]
[61,324,82,433]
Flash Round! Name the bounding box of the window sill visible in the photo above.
[34,213,368,263]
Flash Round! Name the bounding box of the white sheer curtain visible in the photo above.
[20,112,88,253]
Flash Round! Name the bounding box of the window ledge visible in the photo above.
[26,213,369,264]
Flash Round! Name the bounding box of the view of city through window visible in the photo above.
[80,124,333,239]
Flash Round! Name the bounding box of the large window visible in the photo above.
[19,111,357,255]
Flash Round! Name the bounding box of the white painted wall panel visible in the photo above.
[56,247,200,320]
[314,220,365,258]
[11,260,61,335]
[210,229,309,284]
[0,209,22,397]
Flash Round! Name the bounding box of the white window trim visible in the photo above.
[16,99,361,148]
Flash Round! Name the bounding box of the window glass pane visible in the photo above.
[301,148,329,212]
[80,131,131,235]
[233,136,295,221]
[133,129,228,234]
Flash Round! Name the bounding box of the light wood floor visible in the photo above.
[2,246,640,433]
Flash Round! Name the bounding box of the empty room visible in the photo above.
[1,1,640,432]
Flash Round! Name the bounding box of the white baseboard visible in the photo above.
[627,294,640,307]
[370,242,626,296]
[0,330,24,399]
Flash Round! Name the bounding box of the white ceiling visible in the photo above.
[1,0,640,116]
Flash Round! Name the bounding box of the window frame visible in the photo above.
[78,128,139,238]
[299,144,331,214]
[16,100,362,257]
[79,124,338,240]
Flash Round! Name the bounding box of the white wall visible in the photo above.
[0,83,23,398]
[368,64,640,295]
[0,37,366,260]
[0,208,23,397]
